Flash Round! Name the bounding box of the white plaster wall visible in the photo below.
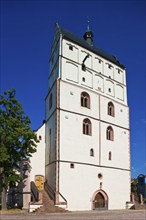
[61,58,127,105]
[45,82,57,121]
[115,84,124,101]
[93,56,103,73]
[81,69,93,88]
[48,60,59,91]
[114,68,124,84]
[100,96,129,129]
[104,63,114,79]
[61,39,126,92]
[45,78,57,189]
[29,124,45,182]
[94,74,104,92]
[62,40,79,63]
[45,163,56,191]
[59,110,99,165]
[59,162,130,211]
[49,41,60,74]
[64,61,79,83]
[59,80,99,119]
[46,34,130,211]
[100,122,130,170]
[115,84,127,103]
[105,79,115,97]
[45,113,57,190]
[59,80,130,168]
[79,50,92,69]
[45,113,56,165]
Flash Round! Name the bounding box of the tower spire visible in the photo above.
[87,16,90,31]
[83,17,94,45]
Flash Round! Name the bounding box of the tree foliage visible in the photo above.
[0,89,39,189]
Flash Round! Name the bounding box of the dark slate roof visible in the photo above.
[57,25,125,69]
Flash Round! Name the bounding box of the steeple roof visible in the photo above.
[83,18,94,45]
[56,24,125,69]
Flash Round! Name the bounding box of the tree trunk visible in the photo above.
[1,173,7,210]
[1,188,7,210]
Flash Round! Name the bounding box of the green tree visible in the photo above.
[0,89,39,210]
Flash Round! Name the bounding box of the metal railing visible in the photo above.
[44,181,67,207]
[31,181,39,202]
[44,181,55,203]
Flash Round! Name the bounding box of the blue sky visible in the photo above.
[0,0,145,178]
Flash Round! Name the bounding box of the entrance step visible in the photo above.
[134,203,146,210]
[34,190,69,213]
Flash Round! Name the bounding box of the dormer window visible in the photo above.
[69,45,73,51]
[108,64,112,69]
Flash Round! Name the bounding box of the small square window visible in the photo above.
[108,64,112,69]
[118,69,121,74]
[108,88,111,92]
[82,77,85,82]
[69,45,73,51]
[39,135,42,140]
[70,163,74,168]
[99,59,102,64]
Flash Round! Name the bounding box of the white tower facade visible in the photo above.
[45,24,131,211]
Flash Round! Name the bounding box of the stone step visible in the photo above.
[134,204,146,210]
[35,190,68,213]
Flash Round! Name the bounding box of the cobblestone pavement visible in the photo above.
[1,210,146,220]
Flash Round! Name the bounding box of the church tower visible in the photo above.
[45,23,131,211]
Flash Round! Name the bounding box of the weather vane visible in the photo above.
[87,16,90,31]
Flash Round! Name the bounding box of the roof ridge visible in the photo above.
[56,24,125,69]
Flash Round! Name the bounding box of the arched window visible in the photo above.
[109,151,112,160]
[81,92,90,108]
[83,118,92,135]
[106,126,114,141]
[108,102,115,117]
[49,93,52,110]
[90,148,94,157]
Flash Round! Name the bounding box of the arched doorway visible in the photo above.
[92,190,108,210]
